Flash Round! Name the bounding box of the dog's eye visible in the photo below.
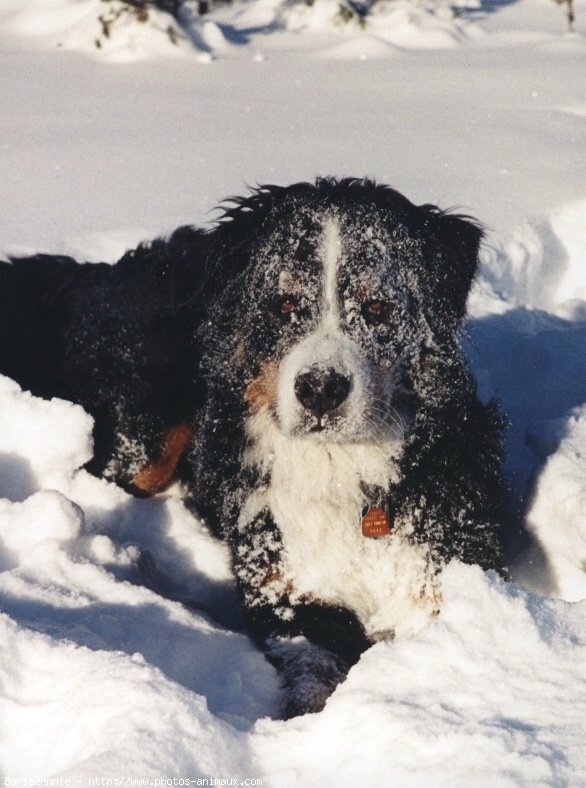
[362,299,389,323]
[273,295,299,319]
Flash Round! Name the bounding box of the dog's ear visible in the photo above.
[418,206,484,324]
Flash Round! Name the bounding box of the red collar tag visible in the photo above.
[361,505,392,538]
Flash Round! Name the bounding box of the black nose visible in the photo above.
[294,367,352,416]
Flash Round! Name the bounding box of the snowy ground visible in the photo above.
[0,0,585,782]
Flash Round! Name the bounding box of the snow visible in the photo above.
[478,197,586,319]
[0,393,584,780]
[254,564,586,787]
[1,0,585,781]
[525,406,586,602]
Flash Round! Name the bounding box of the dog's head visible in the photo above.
[200,178,483,445]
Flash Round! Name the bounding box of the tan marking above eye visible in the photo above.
[278,271,302,293]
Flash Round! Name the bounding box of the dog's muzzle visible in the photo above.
[294,366,352,417]
[276,329,373,438]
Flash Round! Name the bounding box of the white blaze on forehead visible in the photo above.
[321,216,342,325]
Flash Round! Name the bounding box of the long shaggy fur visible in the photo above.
[0,177,506,717]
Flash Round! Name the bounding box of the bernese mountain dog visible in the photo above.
[0,178,506,717]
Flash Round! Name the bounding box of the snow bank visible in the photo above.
[1,381,585,781]
[0,0,487,62]
[1,309,585,780]
[0,0,212,62]
[255,564,586,787]
[283,0,476,47]
[480,198,586,321]
[525,406,586,602]
[0,376,93,500]
[462,195,586,609]
[467,199,586,509]
[0,376,281,749]
[0,614,253,777]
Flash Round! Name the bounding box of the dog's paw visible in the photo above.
[266,636,349,718]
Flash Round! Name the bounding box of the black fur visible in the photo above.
[0,227,211,488]
[0,177,506,718]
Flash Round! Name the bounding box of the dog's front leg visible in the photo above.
[231,508,370,717]
[263,635,349,719]
[263,600,371,718]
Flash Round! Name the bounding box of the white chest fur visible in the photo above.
[241,410,439,639]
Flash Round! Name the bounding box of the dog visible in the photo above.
[0,178,505,717]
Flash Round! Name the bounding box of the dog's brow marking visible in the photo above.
[279,270,301,293]
[321,216,341,325]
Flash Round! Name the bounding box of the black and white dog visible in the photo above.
[0,178,505,717]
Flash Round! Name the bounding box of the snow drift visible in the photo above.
[0,0,512,62]
[0,375,585,781]
[0,202,585,779]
